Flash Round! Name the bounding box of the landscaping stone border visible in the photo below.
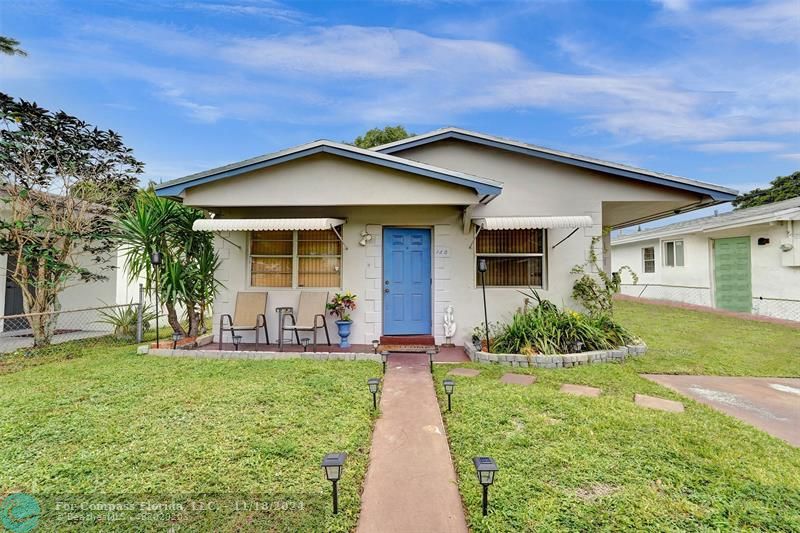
[463,343,647,368]
[143,346,382,362]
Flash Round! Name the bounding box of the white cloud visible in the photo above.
[706,0,800,43]
[181,0,307,24]
[694,141,786,153]
[779,153,800,161]
[653,0,692,12]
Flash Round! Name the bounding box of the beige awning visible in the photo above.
[192,218,345,232]
[473,216,594,230]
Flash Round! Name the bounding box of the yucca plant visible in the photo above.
[96,303,157,340]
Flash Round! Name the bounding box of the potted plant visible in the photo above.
[326,291,358,348]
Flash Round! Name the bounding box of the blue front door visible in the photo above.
[383,228,432,335]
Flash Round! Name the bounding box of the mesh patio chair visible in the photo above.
[219,292,269,350]
[279,291,331,351]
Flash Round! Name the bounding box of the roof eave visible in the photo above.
[154,142,502,199]
[376,129,737,202]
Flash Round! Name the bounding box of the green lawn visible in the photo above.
[436,300,800,532]
[0,344,380,531]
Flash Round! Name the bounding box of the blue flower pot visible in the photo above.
[336,320,353,348]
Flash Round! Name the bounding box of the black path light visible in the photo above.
[380,351,389,374]
[443,378,455,412]
[301,338,310,352]
[367,378,380,409]
[427,349,436,373]
[150,251,162,348]
[371,339,380,354]
[321,452,347,514]
[171,332,182,350]
[232,335,242,351]
[477,258,490,353]
[473,456,499,516]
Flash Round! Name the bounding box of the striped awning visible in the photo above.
[192,218,345,232]
[473,216,594,230]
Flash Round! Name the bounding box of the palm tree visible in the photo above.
[0,36,27,56]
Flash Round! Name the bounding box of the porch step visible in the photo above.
[380,335,435,346]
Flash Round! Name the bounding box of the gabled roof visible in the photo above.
[612,196,800,245]
[374,127,738,201]
[154,139,503,201]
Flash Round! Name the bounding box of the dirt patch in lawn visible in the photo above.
[573,483,620,502]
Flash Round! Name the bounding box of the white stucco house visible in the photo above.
[154,127,737,346]
[612,197,800,321]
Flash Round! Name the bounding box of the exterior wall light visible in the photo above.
[321,452,347,514]
[443,378,455,411]
[367,378,380,409]
[473,456,499,516]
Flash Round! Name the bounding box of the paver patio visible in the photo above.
[643,374,800,446]
[357,353,468,533]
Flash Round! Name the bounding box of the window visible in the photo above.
[663,239,684,267]
[476,228,545,287]
[642,246,656,273]
[250,229,341,288]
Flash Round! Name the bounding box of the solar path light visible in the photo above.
[321,452,347,514]
[443,378,455,412]
[367,378,380,409]
[473,456,499,516]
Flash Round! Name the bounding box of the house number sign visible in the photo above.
[435,246,450,257]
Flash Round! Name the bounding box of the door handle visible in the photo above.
[384,288,390,293]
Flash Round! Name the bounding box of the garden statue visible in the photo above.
[443,305,456,347]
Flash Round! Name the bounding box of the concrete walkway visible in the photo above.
[643,375,800,446]
[357,354,468,533]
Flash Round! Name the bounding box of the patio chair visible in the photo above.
[279,291,331,351]
[219,292,269,350]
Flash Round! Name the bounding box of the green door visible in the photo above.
[713,237,752,312]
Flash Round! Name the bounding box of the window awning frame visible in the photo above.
[192,218,348,249]
[469,215,594,249]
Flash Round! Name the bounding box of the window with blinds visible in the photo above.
[476,228,545,287]
[250,229,342,288]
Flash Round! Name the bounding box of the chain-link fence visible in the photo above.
[0,285,156,357]
[619,283,712,307]
[619,283,800,322]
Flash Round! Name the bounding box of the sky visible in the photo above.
[1,0,798,227]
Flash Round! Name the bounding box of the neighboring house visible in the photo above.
[611,197,800,321]
[154,127,736,346]
[0,199,142,329]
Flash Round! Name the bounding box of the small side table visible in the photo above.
[275,306,295,345]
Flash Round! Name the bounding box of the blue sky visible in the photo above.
[1,0,798,225]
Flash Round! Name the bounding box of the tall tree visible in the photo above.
[0,93,141,346]
[733,171,800,210]
[0,36,27,56]
[352,125,413,149]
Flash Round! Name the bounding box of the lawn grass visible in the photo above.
[0,345,380,531]
[437,300,800,531]
[616,299,800,377]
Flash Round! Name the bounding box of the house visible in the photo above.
[154,127,736,346]
[611,197,800,321]
[0,198,142,331]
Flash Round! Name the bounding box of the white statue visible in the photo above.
[443,305,456,345]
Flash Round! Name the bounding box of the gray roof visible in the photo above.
[612,196,800,244]
[154,139,503,200]
[374,127,737,201]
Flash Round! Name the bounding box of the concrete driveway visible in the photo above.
[642,375,800,446]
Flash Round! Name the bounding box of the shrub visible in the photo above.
[326,291,358,322]
[490,290,636,355]
[96,303,156,340]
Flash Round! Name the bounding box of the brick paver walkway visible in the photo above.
[357,353,468,533]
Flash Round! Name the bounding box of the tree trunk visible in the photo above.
[165,301,185,336]
[186,301,200,338]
